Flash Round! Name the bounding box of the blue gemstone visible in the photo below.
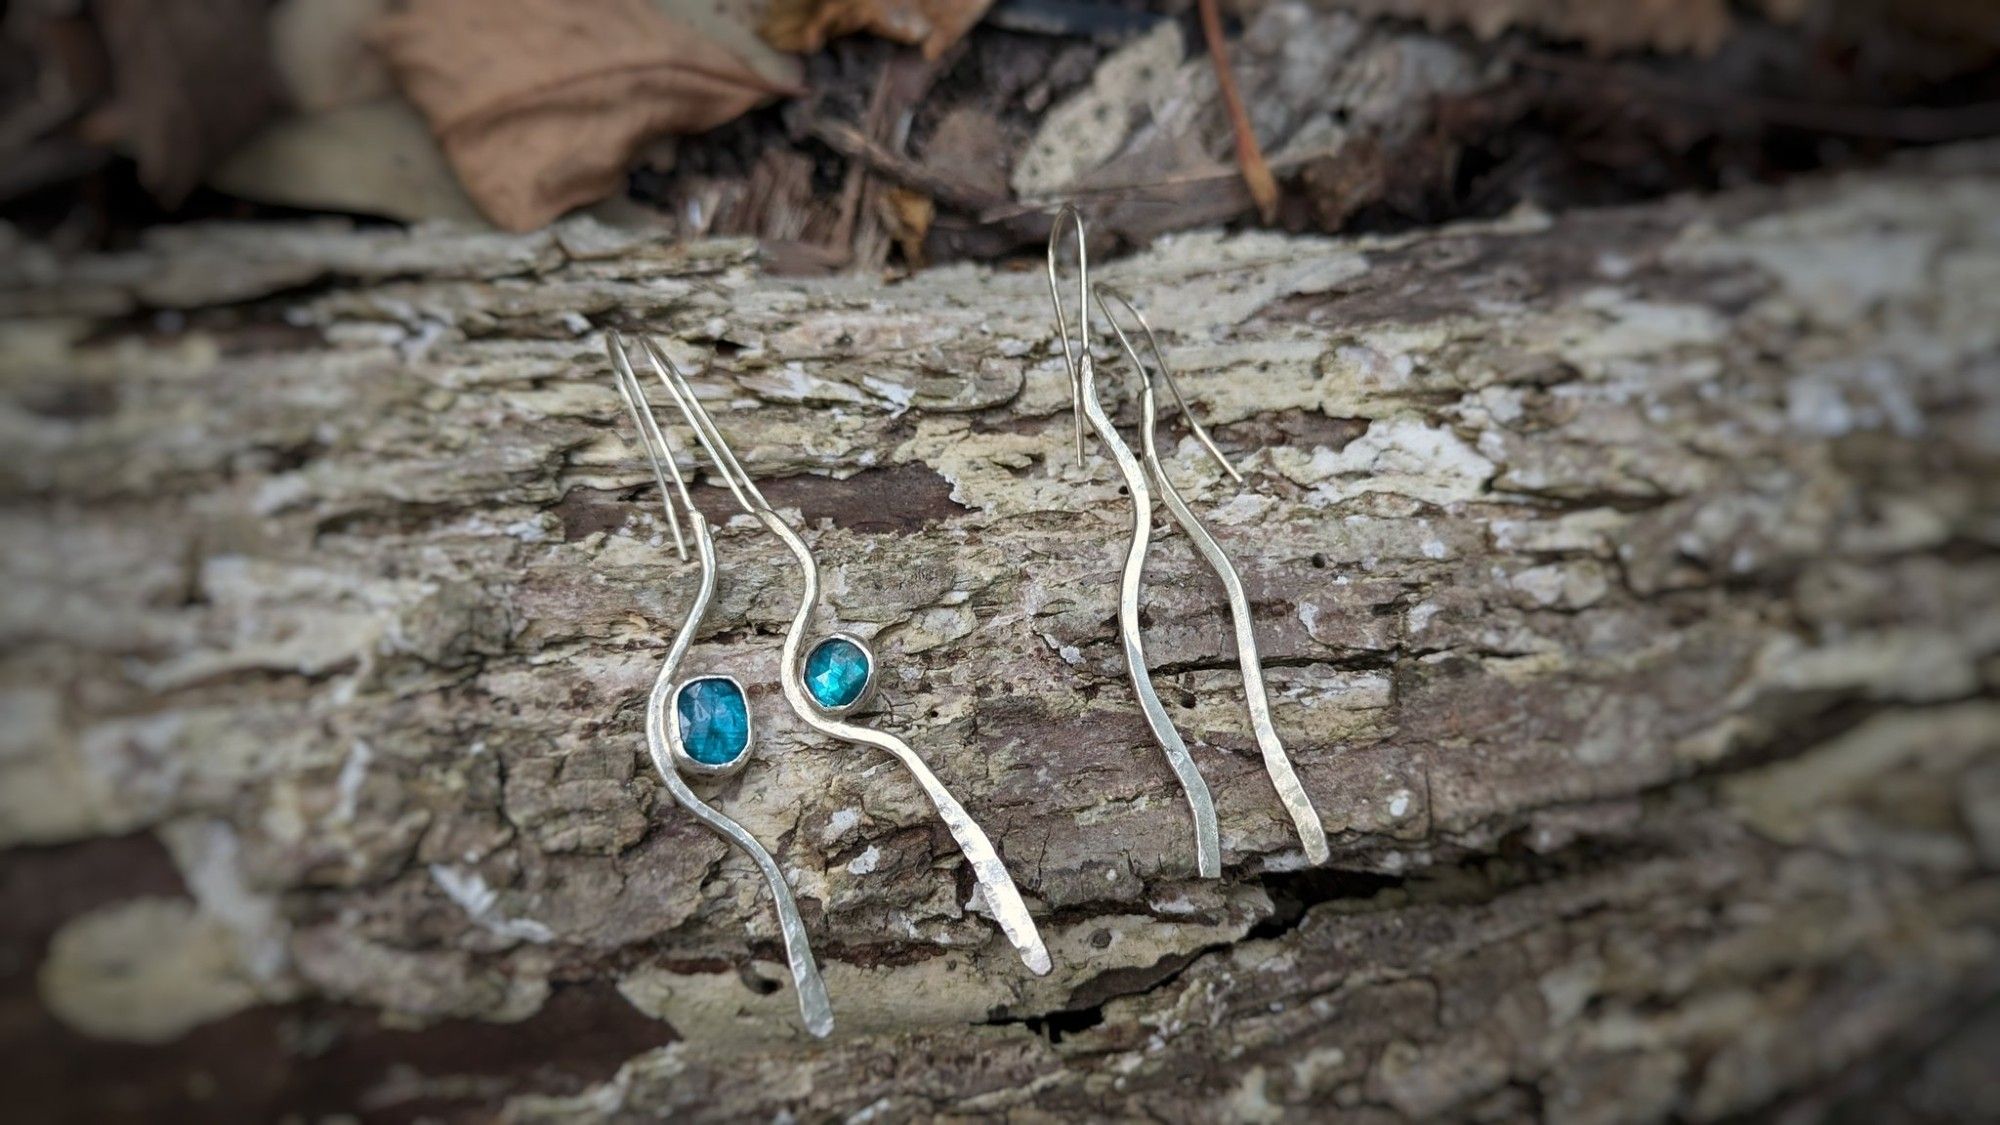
[676,677,749,765]
[804,637,871,710]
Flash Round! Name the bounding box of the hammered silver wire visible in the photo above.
[1046,205,1223,879]
[1095,292,1331,866]
[603,332,834,1038]
[637,340,1053,976]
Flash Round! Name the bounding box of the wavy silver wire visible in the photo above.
[637,338,1052,976]
[1096,291,1331,865]
[604,333,834,1038]
[1047,206,1222,879]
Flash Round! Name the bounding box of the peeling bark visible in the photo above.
[1,146,1998,1122]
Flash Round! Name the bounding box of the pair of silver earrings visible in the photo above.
[602,333,1048,1040]
[594,207,1320,1036]
[1045,205,1329,878]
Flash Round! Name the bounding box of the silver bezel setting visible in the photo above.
[803,632,880,718]
[667,674,755,778]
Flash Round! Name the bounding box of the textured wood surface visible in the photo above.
[2,147,1998,1122]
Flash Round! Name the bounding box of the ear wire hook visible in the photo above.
[1096,289,1242,484]
[598,331,834,1038]
[1094,295,1331,866]
[1045,205,1089,464]
[1046,206,1223,879]
[640,337,1052,975]
[636,337,770,515]
[606,332,691,560]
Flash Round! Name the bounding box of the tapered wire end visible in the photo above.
[1022,940,1053,977]
[1072,360,1088,467]
[1218,453,1247,486]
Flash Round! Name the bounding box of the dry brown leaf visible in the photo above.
[761,0,992,60]
[653,0,802,91]
[272,0,397,112]
[372,0,798,231]
[96,0,279,206]
[211,99,486,226]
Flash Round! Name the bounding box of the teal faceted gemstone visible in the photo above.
[804,637,871,710]
[675,677,749,766]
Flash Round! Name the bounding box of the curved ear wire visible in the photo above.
[605,332,690,560]
[1095,289,1245,485]
[1045,205,1090,464]
[598,331,836,1036]
[638,337,771,517]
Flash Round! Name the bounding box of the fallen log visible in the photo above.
[1,145,1997,1121]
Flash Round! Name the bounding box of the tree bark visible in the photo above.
[2,147,1997,1122]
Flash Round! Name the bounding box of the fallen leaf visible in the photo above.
[653,0,802,91]
[271,0,397,112]
[762,0,993,60]
[372,0,798,231]
[210,99,486,226]
[96,0,280,206]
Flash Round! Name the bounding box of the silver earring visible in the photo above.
[1047,206,1223,878]
[600,332,834,1038]
[1096,288,1330,866]
[1045,205,1329,876]
[632,337,1053,978]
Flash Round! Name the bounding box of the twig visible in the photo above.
[801,116,1007,214]
[828,64,896,259]
[1195,0,1277,223]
